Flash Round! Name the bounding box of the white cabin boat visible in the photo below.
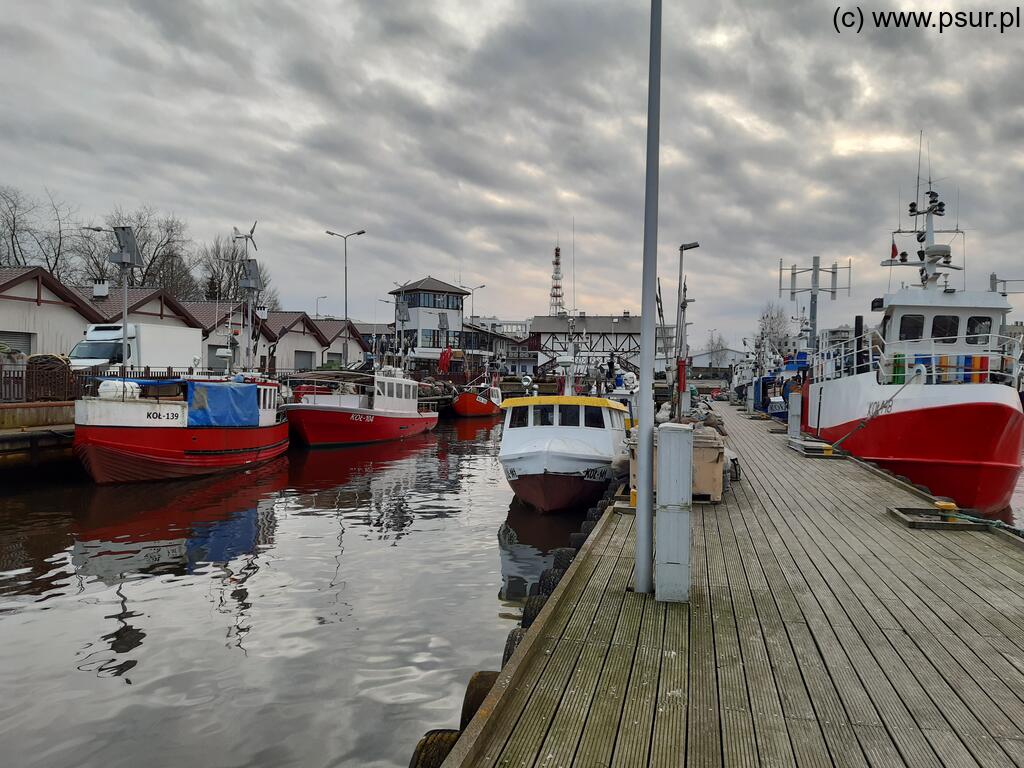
[498,395,628,513]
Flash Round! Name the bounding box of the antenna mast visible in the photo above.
[549,245,566,316]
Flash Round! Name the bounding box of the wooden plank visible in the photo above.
[649,604,688,768]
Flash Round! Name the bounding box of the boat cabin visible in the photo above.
[502,396,628,432]
[814,287,1021,386]
[292,367,424,414]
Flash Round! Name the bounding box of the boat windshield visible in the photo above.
[70,340,124,362]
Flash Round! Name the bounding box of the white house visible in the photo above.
[264,311,329,371]
[310,318,368,366]
[0,267,203,359]
[389,277,471,371]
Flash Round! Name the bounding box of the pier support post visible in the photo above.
[787,392,802,440]
[655,422,692,603]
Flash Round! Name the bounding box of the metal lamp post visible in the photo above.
[325,229,366,365]
[675,242,699,417]
[460,283,485,322]
[635,0,663,596]
[84,226,142,375]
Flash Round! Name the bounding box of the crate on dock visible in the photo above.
[692,428,724,502]
[628,426,724,503]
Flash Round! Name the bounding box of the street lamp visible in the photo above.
[325,229,365,364]
[83,226,142,374]
[676,242,699,421]
[315,295,327,319]
[459,283,485,323]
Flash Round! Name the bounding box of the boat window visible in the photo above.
[385,382,393,397]
[966,316,992,345]
[584,405,604,428]
[509,406,529,428]
[376,382,385,396]
[898,314,924,341]
[534,404,555,426]
[559,404,580,426]
[931,315,959,343]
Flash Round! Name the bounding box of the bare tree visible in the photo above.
[104,205,194,290]
[196,234,279,309]
[704,329,729,367]
[0,186,39,268]
[27,189,78,282]
[757,300,790,355]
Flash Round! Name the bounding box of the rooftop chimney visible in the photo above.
[92,280,109,299]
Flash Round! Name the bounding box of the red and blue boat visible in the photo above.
[74,375,289,484]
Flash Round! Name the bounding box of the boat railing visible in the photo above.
[812,332,1023,387]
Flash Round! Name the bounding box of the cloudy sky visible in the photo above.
[3,0,1024,349]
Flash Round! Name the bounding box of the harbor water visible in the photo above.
[0,418,582,768]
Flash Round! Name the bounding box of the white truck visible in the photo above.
[68,323,203,371]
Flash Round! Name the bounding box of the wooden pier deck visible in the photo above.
[445,403,1024,767]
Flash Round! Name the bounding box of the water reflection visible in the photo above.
[497,499,583,602]
[0,419,517,768]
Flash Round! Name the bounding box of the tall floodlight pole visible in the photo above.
[84,226,142,374]
[315,295,327,320]
[635,0,662,595]
[325,229,366,365]
[232,222,259,369]
[675,242,699,418]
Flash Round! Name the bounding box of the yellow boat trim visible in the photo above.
[500,395,629,412]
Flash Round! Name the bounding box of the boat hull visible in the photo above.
[74,422,290,484]
[808,373,1024,515]
[816,402,1024,515]
[452,391,501,417]
[508,472,608,514]
[286,405,438,446]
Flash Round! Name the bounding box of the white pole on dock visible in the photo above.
[635,0,662,595]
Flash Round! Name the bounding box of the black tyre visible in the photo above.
[569,531,588,551]
[538,567,565,596]
[460,670,499,730]
[502,627,527,666]
[408,729,460,768]
[586,506,603,522]
[521,595,547,628]
[580,519,598,536]
[596,499,611,511]
[551,547,575,572]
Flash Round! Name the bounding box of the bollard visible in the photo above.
[787,392,802,440]
[745,384,754,415]
[655,422,692,603]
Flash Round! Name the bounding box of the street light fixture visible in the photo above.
[82,226,142,374]
[325,229,365,365]
[459,283,485,322]
[676,241,700,421]
[315,295,327,319]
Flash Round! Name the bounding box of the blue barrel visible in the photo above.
[615,373,624,388]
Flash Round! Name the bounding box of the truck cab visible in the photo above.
[69,324,135,369]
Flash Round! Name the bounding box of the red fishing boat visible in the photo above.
[804,184,1024,515]
[284,367,438,446]
[74,376,289,484]
[452,381,503,417]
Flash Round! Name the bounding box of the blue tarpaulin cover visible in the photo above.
[187,381,259,427]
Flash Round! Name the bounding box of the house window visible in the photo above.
[534,404,555,426]
[509,406,528,428]
[559,405,580,426]
[898,314,924,341]
[447,294,462,310]
[967,316,992,345]
[931,315,959,343]
[584,406,605,428]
